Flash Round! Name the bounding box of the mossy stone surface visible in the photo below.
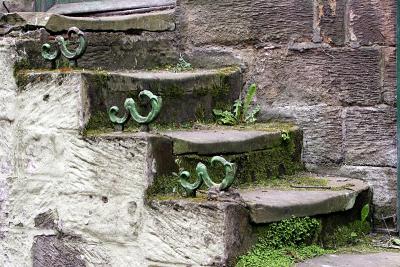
[83,67,242,130]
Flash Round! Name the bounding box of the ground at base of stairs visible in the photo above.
[296,252,400,267]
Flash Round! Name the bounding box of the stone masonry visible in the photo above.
[177,0,397,227]
[0,0,397,244]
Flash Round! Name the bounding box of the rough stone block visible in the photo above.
[10,130,150,243]
[0,120,13,179]
[142,200,251,266]
[16,31,180,71]
[84,68,241,127]
[178,0,314,45]
[0,41,18,93]
[343,106,396,167]
[241,176,369,223]
[382,47,396,106]
[316,0,346,45]
[32,235,86,267]
[15,73,84,131]
[348,0,396,46]
[255,48,382,107]
[260,105,343,165]
[0,0,33,12]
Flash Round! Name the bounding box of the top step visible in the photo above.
[1,10,176,32]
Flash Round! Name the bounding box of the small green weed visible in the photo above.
[173,54,193,72]
[213,84,260,125]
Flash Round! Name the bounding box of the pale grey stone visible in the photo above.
[142,200,251,266]
[260,105,344,165]
[343,106,396,167]
[164,129,290,155]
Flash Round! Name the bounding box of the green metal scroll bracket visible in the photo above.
[57,27,88,67]
[178,156,237,197]
[179,170,203,197]
[41,27,87,68]
[108,90,163,132]
[199,156,237,191]
[42,43,61,69]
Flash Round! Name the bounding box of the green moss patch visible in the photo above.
[236,217,331,267]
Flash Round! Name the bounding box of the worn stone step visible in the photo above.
[1,10,175,32]
[15,68,241,129]
[163,128,297,155]
[47,0,175,16]
[240,176,370,224]
[160,125,304,185]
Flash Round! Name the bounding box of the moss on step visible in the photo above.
[175,130,303,186]
[236,217,330,267]
[83,67,239,130]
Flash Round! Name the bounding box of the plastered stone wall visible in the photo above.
[0,0,33,13]
[0,42,249,265]
[178,0,397,226]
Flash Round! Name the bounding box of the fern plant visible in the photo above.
[213,83,260,125]
[173,54,193,72]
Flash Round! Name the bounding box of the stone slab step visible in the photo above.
[240,176,370,224]
[16,67,241,128]
[1,10,175,32]
[163,128,296,155]
[158,125,303,185]
[47,0,175,15]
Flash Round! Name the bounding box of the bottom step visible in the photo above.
[147,175,370,265]
[240,176,369,223]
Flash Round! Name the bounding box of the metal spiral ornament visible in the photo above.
[108,90,162,132]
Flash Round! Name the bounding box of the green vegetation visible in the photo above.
[213,84,260,125]
[325,204,371,248]
[236,217,331,267]
[235,205,375,267]
[173,55,193,72]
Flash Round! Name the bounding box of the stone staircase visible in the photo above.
[1,4,372,267]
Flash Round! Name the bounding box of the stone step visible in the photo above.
[163,129,288,155]
[1,10,175,33]
[239,176,370,224]
[47,0,175,16]
[15,68,241,129]
[160,125,304,185]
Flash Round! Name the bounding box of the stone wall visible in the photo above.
[177,0,397,227]
[0,0,33,13]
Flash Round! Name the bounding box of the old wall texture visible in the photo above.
[0,0,33,13]
[177,0,397,226]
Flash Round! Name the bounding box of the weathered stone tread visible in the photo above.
[240,176,369,223]
[1,10,176,32]
[163,129,296,155]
